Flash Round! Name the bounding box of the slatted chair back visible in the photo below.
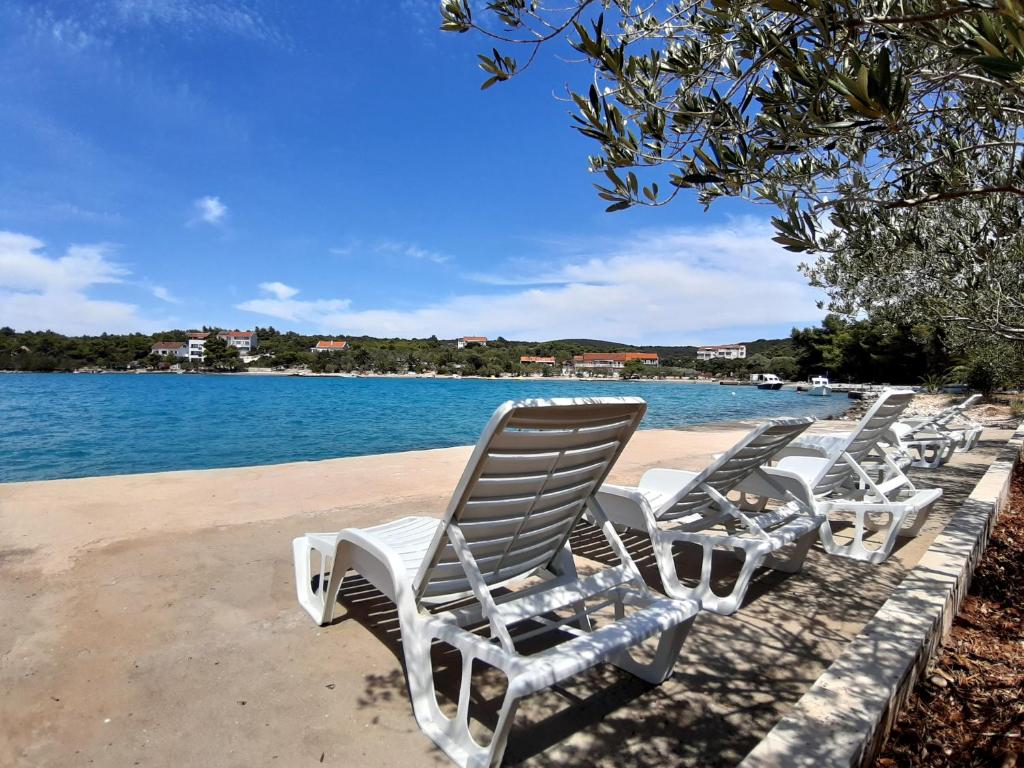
[935,393,982,426]
[413,398,646,602]
[811,389,914,495]
[658,417,814,521]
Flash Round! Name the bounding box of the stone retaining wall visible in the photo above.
[740,424,1024,768]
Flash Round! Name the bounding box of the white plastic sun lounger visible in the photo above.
[595,417,821,615]
[293,398,698,768]
[894,393,985,465]
[742,390,942,564]
[812,393,984,470]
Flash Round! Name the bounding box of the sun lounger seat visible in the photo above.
[755,390,942,563]
[596,418,822,615]
[293,398,698,768]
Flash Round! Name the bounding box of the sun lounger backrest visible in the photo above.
[658,417,814,520]
[935,393,982,426]
[414,398,646,602]
[812,389,913,495]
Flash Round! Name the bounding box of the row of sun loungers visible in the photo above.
[292,391,983,768]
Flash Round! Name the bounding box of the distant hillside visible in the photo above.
[545,337,794,360]
[543,338,635,352]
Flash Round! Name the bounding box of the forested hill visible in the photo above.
[0,320,964,386]
[0,327,793,373]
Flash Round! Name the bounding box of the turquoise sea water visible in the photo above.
[0,373,849,483]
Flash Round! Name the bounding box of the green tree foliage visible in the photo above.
[201,334,244,372]
[442,0,1024,342]
[801,195,1024,341]
[0,330,155,371]
[789,315,955,383]
[621,359,647,378]
[442,0,1024,220]
[948,337,1024,393]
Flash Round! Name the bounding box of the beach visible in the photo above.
[1,422,1014,767]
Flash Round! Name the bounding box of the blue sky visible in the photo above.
[0,0,827,344]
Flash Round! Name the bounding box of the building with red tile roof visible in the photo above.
[150,341,188,359]
[311,340,349,352]
[571,352,659,369]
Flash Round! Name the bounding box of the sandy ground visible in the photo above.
[0,425,1014,768]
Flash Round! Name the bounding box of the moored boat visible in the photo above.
[807,375,832,396]
[753,373,783,390]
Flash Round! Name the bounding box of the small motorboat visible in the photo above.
[807,375,832,396]
[754,373,783,390]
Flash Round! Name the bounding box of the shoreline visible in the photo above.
[0,412,849,487]
[0,423,853,569]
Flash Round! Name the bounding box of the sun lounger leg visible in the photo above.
[817,508,905,564]
[293,535,351,626]
[763,528,816,574]
[402,616,523,768]
[609,612,695,684]
[650,533,765,615]
[905,439,948,468]
[863,502,934,538]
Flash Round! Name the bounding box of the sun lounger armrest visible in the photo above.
[734,466,816,510]
[775,433,848,460]
[333,527,419,602]
[637,468,700,495]
[595,485,656,530]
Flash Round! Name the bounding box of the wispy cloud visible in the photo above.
[191,195,227,226]
[0,230,163,334]
[327,239,451,264]
[375,240,450,264]
[111,0,280,42]
[237,218,825,342]
[18,0,283,50]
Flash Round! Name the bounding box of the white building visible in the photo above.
[311,340,348,353]
[218,330,258,354]
[457,336,488,349]
[187,332,210,361]
[696,344,746,360]
[151,341,188,359]
[571,352,659,369]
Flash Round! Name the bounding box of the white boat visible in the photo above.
[753,373,783,390]
[807,376,832,396]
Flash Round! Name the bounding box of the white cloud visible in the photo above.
[0,230,162,334]
[151,284,178,303]
[258,281,299,300]
[236,282,350,323]
[236,219,826,342]
[191,195,227,225]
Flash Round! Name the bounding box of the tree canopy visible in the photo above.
[802,193,1024,341]
[442,0,1023,215]
[441,1,1024,341]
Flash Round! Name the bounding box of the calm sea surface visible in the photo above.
[0,373,849,482]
